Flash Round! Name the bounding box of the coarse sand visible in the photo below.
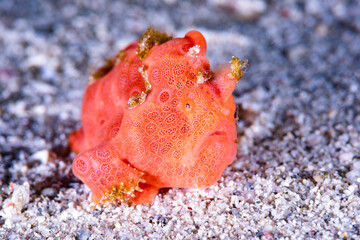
[1,0,360,239]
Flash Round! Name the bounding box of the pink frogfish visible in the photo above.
[69,27,247,204]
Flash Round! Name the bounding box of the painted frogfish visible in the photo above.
[69,27,247,204]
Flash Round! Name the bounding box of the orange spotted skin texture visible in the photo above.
[70,30,241,204]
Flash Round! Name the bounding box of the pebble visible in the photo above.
[339,152,354,162]
[354,161,360,170]
[313,173,323,183]
[305,0,323,16]
[288,45,307,63]
[30,150,53,164]
[41,187,58,198]
[28,81,57,95]
[212,0,267,21]
[8,101,27,117]
[77,229,92,240]
[346,170,360,183]
[263,224,273,233]
[11,182,30,212]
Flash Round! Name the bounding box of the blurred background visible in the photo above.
[1,0,359,158]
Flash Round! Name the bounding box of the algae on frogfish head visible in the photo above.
[88,58,116,84]
[229,57,248,81]
[137,26,173,60]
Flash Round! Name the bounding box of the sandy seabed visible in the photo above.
[1,0,360,239]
